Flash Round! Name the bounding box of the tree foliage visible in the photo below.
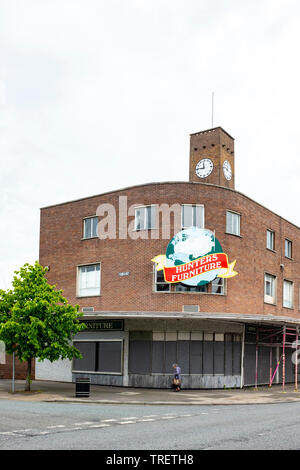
[0,262,86,390]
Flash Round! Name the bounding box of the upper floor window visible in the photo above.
[83,216,98,239]
[266,230,275,251]
[211,277,225,295]
[175,283,208,293]
[264,273,276,304]
[181,204,204,229]
[154,266,225,295]
[154,269,170,292]
[78,263,101,297]
[283,280,293,309]
[285,239,292,259]
[135,205,156,230]
[226,211,240,236]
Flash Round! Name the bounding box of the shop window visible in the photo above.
[226,210,240,236]
[73,341,122,374]
[190,337,203,374]
[128,330,241,377]
[214,333,225,375]
[264,273,276,304]
[134,205,156,230]
[83,216,98,239]
[266,230,275,251]
[78,263,100,297]
[73,342,96,371]
[283,280,293,309]
[181,205,204,229]
[285,239,292,259]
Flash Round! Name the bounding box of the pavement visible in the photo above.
[1,379,300,405]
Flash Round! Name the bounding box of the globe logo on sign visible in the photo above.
[165,228,223,286]
[152,228,238,287]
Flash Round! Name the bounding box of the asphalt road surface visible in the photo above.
[1,399,300,450]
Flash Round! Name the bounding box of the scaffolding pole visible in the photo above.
[269,337,273,387]
[253,324,300,391]
[295,327,298,392]
[255,330,259,389]
[282,325,286,392]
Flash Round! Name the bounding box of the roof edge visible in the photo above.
[40,181,300,230]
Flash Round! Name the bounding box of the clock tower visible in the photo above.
[189,127,235,190]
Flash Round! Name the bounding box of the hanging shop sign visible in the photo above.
[152,228,238,287]
[81,320,124,331]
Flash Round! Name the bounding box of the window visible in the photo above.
[154,269,170,292]
[175,283,208,293]
[283,280,293,309]
[285,239,292,259]
[129,330,241,376]
[83,216,98,239]
[153,269,225,295]
[135,206,156,230]
[264,273,276,304]
[182,205,204,229]
[78,264,100,297]
[226,211,240,236]
[73,340,122,374]
[266,230,275,251]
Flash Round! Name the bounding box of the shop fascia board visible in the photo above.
[79,311,300,327]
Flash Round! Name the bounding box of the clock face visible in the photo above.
[195,159,213,179]
[223,160,232,180]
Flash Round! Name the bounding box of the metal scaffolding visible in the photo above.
[254,325,299,391]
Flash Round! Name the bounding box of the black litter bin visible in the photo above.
[75,377,90,397]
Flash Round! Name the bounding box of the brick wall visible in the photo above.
[0,355,35,380]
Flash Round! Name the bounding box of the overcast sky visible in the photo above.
[0,0,299,289]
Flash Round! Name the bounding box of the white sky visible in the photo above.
[0,0,299,289]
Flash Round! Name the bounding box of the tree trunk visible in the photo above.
[25,359,32,392]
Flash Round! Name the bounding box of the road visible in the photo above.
[1,399,300,450]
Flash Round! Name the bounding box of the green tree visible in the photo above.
[0,262,86,391]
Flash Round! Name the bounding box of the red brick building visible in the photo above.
[35,127,300,389]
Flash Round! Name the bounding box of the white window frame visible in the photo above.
[134,205,156,231]
[266,229,275,251]
[285,239,292,259]
[226,210,240,236]
[181,204,205,229]
[264,273,276,305]
[83,216,98,239]
[77,263,101,297]
[283,279,293,309]
[211,277,225,295]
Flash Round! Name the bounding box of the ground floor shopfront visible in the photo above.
[35,313,300,390]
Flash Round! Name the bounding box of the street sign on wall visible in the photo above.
[81,320,124,331]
